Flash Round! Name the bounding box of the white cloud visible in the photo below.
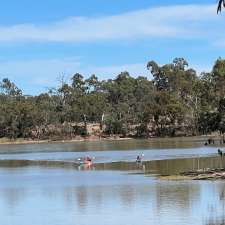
[0,4,221,43]
[85,63,148,79]
[0,57,214,95]
[0,4,220,94]
[0,58,149,94]
[0,58,81,93]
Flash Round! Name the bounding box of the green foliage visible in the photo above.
[198,112,220,134]
[1,57,225,139]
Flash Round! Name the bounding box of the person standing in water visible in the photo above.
[136,155,141,163]
[136,155,143,163]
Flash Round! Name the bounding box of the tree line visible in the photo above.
[1,57,225,140]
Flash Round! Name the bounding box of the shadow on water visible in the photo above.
[1,155,225,176]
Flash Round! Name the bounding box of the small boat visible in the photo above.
[84,160,93,166]
[77,157,93,166]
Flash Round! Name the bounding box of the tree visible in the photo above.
[0,78,22,96]
[1,57,225,140]
[147,60,170,91]
[71,73,86,93]
[212,58,225,100]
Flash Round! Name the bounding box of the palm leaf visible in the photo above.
[217,0,225,13]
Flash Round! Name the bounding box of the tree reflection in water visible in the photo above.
[205,186,225,225]
[205,218,225,225]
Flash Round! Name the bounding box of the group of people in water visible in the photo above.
[78,154,144,166]
[78,137,225,169]
[78,137,225,167]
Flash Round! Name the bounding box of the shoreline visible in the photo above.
[0,133,223,145]
[0,136,134,145]
[0,134,222,145]
[159,168,225,181]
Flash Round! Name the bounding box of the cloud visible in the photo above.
[0,4,219,94]
[85,63,148,79]
[0,58,149,94]
[0,4,221,43]
[0,56,213,95]
[0,58,81,93]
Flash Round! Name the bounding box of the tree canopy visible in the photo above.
[1,58,225,140]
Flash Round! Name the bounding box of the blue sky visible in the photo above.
[0,0,224,94]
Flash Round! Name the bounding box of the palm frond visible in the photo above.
[217,0,225,14]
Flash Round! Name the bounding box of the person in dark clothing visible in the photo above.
[218,149,223,157]
[136,155,142,163]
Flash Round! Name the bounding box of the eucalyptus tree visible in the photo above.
[212,58,225,101]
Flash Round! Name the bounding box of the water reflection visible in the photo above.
[0,138,225,225]
[96,156,225,176]
[0,137,207,154]
[0,155,225,177]
[0,137,220,164]
[203,183,225,225]
[0,167,224,225]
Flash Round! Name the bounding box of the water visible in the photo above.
[0,138,219,163]
[0,138,225,225]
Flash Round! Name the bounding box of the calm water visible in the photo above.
[0,137,220,163]
[0,138,225,225]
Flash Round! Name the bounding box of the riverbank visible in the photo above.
[159,168,225,181]
[0,136,133,145]
[0,133,222,145]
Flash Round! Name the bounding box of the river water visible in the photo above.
[0,138,225,225]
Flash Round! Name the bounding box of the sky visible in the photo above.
[0,0,225,94]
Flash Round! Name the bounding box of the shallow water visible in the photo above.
[0,138,224,225]
[1,167,225,225]
[0,138,220,163]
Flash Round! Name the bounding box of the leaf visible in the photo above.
[217,0,225,14]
